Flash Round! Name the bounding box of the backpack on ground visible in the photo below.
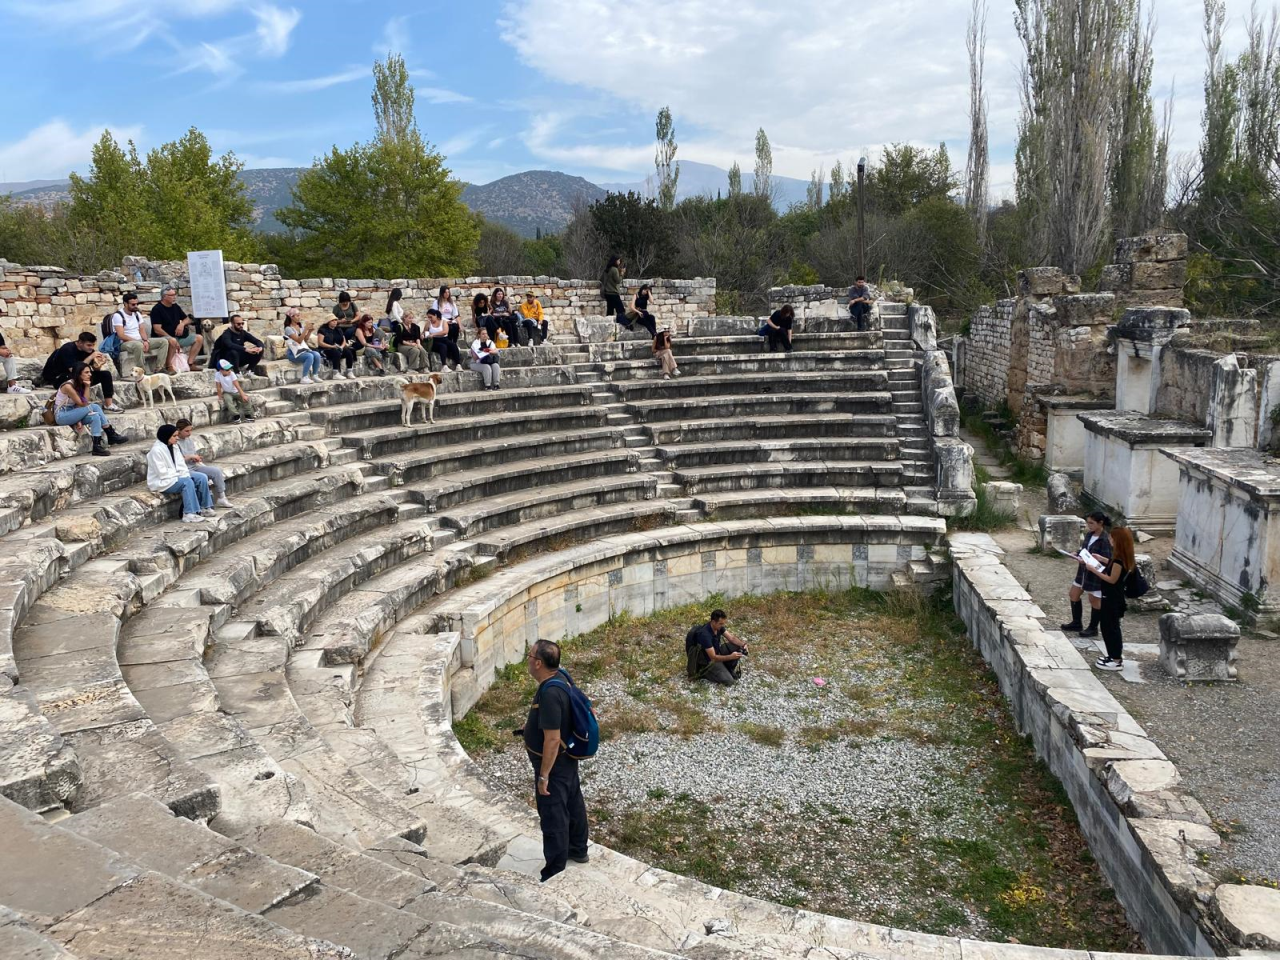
[40,395,57,426]
[513,320,530,347]
[543,669,599,760]
[685,626,703,679]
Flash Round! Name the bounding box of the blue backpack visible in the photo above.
[544,669,600,760]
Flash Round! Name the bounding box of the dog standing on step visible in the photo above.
[132,366,177,408]
[400,373,444,426]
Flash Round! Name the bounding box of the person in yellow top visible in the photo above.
[517,290,546,345]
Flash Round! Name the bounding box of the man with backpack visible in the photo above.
[686,609,749,685]
[523,639,592,882]
[112,292,171,374]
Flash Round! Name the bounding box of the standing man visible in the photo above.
[523,639,589,882]
[113,292,171,373]
[848,276,874,332]
[686,609,749,686]
[211,315,266,377]
[42,332,124,412]
[150,286,204,372]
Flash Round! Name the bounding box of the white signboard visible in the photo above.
[187,249,228,319]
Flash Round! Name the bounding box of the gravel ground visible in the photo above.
[466,596,1142,948]
[992,523,1280,884]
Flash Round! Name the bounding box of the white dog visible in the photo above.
[132,366,177,408]
[400,373,443,426]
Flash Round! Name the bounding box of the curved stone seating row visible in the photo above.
[587,330,884,361]
[602,351,887,380]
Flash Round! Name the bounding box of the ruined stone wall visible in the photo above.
[0,256,716,358]
[766,280,912,319]
[960,299,1013,408]
[1099,234,1189,311]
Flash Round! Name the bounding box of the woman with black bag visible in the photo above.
[1091,526,1136,671]
[1060,511,1111,638]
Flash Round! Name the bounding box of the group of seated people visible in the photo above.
[146,419,235,524]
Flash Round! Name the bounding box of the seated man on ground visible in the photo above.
[150,286,204,372]
[686,609,749,686]
[847,276,873,332]
[42,332,124,412]
[214,359,256,423]
[0,328,29,394]
[147,423,215,524]
[173,418,234,508]
[211,314,266,377]
[113,292,171,374]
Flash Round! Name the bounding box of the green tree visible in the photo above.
[278,54,478,277]
[753,129,773,201]
[727,162,743,197]
[654,106,680,212]
[866,143,956,217]
[67,127,255,261]
[589,191,672,277]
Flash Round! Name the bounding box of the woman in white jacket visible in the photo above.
[147,424,215,523]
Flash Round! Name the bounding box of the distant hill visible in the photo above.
[462,171,605,237]
[600,159,811,211]
[3,161,809,239]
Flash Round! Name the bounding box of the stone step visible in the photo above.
[611,369,888,402]
[672,460,905,495]
[602,350,886,380]
[0,796,348,958]
[695,486,911,519]
[893,402,925,415]
[311,382,595,435]
[626,391,892,424]
[474,500,679,562]
[648,413,897,445]
[0,906,81,959]
[0,683,81,815]
[656,437,900,469]
[345,404,609,461]
[370,425,628,487]
[589,331,882,361]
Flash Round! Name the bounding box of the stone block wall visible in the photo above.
[1099,234,1189,311]
[961,299,1014,408]
[766,280,912,319]
[0,256,716,357]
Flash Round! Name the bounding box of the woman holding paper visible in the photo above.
[1060,512,1111,638]
[1091,527,1135,671]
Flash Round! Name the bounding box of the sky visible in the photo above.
[0,0,1260,197]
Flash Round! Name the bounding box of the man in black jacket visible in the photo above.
[686,609,749,685]
[42,332,124,412]
[211,315,266,377]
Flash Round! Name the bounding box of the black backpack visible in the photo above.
[685,627,706,679]
[1124,568,1151,599]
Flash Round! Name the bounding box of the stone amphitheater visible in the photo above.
[0,257,1268,959]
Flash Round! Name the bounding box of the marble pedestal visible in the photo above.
[1079,413,1210,531]
[1163,447,1280,618]
[1042,395,1113,475]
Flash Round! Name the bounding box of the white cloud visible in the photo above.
[500,0,1215,182]
[251,3,301,56]
[438,127,491,158]
[376,15,410,57]
[257,65,367,94]
[417,87,473,105]
[0,119,144,182]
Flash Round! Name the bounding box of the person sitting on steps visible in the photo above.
[763,305,795,352]
[283,308,324,384]
[629,283,658,338]
[1060,511,1113,639]
[211,314,266,377]
[214,359,256,423]
[426,308,462,371]
[470,329,501,390]
[113,292,171,374]
[318,315,357,379]
[173,418,235,509]
[150,286,204,373]
[848,275,873,332]
[490,287,520,345]
[0,328,29,394]
[42,332,124,413]
[686,609,749,685]
[653,328,680,380]
[147,423,215,524]
[353,314,387,376]
[53,361,128,456]
[517,290,546,344]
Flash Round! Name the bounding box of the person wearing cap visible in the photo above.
[214,359,255,423]
[517,291,546,345]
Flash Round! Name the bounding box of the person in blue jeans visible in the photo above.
[283,310,324,384]
[146,423,214,523]
[53,362,127,456]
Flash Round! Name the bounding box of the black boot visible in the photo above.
[1060,600,1083,632]
[104,425,129,446]
[1079,607,1100,638]
[91,435,110,457]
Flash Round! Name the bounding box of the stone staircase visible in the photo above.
[0,309,1076,960]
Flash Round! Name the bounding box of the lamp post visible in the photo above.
[856,157,867,279]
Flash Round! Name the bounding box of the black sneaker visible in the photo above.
[1059,621,1084,632]
[569,853,589,864]
[1095,657,1123,671]
[1078,627,1098,638]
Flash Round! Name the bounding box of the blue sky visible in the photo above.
[0,0,1252,196]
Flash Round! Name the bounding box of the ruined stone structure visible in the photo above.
[0,256,716,358]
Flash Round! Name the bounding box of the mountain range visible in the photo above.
[1,161,813,238]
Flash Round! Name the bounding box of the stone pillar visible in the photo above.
[1256,360,1280,451]
[1158,613,1239,682]
[1099,234,1189,311]
[934,437,976,517]
[1207,354,1258,448]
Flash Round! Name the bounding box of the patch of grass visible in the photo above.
[739,722,786,747]
[452,710,507,754]
[950,480,1018,533]
[960,407,1051,489]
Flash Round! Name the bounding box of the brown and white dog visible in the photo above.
[131,367,177,408]
[400,373,444,426]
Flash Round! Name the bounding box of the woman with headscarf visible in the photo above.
[146,423,215,523]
